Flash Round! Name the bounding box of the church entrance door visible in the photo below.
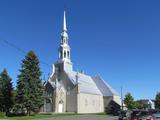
[46,103,52,112]
[46,98,52,113]
[58,101,63,113]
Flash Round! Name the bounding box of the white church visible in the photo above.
[41,11,121,113]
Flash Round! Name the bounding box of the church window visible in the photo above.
[67,51,69,59]
[64,51,66,58]
[60,50,62,59]
[92,100,95,106]
[59,100,63,104]
[85,99,88,106]
[46,99,51,103]
[58,66,61,73]
[55,66,60,74]
[66,39,68,44]
[67,87,70,95]
[47,92,52,97]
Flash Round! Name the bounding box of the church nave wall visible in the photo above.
[77,93,104,113]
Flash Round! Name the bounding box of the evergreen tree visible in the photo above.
[0,69,13,115]
[155,92,160,110]
[0,75,4,112]
[124,93,136,109]
[16,51,43,115]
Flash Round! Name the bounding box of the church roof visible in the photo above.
[66,71,103,96]
[92,75,119,96]
[46,70,119,97]
[66,71,118,96]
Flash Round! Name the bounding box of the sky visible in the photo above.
[0,0,160,100]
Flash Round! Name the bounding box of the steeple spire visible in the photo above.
[61,10,69,44]
[58,10,71,63]
[63,11,67,31]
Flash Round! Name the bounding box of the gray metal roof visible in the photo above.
[44,74,56,88]
[45,69,118,97]
[92,75,119,96]
[48,80,56,88]
[66,71,103,96]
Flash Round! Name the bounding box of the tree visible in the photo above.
[0,69,13,115]
[0,75,4,112]
[155,92,160,110]
[134,101,144,109]
[124,93,136,109]
[16,51,43,115]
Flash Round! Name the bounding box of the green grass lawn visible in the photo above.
[0,112,108,120]
[0,113,76,120]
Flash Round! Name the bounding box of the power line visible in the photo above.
[2,39,26,54]
[0,39,52,68]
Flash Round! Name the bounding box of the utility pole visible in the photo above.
[119,86,124,120]
[121,86,123,111]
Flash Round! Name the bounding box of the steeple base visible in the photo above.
[55,60,73,73]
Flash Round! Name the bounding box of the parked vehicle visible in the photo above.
[131,110,142,120]
[128,110,155,120]
[118,109,159,120]
[138,111,154,120]
[149,110,160,120]
[153,112,160,120]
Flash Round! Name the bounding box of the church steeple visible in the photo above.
[63,11,67,31]
[58,10,71,63]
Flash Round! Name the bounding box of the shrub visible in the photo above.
[0,112,5,118]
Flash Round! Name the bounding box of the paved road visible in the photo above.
[35,115,118,120]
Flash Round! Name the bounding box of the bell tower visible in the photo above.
[58,11,71,63]
[56,10,72,72]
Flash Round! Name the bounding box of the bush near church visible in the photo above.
[0,112,5,118]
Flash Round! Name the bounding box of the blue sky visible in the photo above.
[0,0,160,100]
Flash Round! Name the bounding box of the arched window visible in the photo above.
[59,100,63,104]
[66,39,68,44]
[85,99,88,106]
[67,51,69,59]
[92,100,95,106]
[46,98,52,103]
[67,87,70,95]
[64,51,66,58]
[60,50,62,59]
